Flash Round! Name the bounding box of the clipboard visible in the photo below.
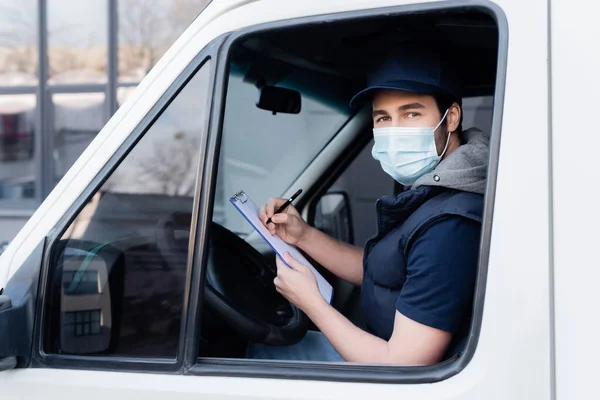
[230,190,333,304]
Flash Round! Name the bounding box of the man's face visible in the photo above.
[372,89,442,129]
[371,89,455,157]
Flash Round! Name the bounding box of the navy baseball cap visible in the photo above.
[349,46,461,108]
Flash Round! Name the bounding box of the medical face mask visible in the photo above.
[371,109,450,185]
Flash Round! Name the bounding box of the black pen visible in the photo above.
[266,189,303,225]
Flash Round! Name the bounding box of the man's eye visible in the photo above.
[406,112,420,119]
[376,116,390,123]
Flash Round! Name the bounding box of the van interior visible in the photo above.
[198,8,498,360]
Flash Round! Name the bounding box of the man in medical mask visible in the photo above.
[251,46,489,364]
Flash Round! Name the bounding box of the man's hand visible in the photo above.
[274,252,324,311]
[260,198,311,245]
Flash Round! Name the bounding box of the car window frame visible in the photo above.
[31,35,227,374]
[186,0,508,383]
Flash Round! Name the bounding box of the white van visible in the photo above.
[0,0,597,398]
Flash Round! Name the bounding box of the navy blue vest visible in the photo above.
[362,186,484,352]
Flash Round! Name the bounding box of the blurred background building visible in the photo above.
[0,0,210,247]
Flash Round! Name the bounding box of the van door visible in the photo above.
[182,0,551,399]
[0,2,230,396]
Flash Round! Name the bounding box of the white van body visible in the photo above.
[0,0,597,399]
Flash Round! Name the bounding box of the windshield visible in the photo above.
[213,50,351,236]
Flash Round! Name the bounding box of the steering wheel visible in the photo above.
[156,212,308,346]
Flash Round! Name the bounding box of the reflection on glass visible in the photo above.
[118,0,209,82]
[48,0,108,84]
[108,65,210,195]
[0,0,38,86]
[0,94,36,199]
[47,62,211,359]
[53,92,106,181]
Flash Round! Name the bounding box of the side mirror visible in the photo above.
[256,85,301,114]
[58,246,113,354]
[0,240,45,371]
[313,191,354,244]
[47,241,124,355]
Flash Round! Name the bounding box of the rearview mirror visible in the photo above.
[256,85,301,114]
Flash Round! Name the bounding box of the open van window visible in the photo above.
[192,5,501,380]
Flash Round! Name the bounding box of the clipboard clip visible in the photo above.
[232,190,248,203]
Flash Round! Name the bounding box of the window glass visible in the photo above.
[0,94,36,199]
[44,60,211,359]
[214,57,350,237]
[52,92,106,183]
[47,0,108,84]
[0,0,38,86]
[118,0,210,83]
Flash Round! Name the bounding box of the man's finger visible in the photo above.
[259,205,267,224]
[266,197,282,218]
[271,213,288,224]
[268,213,288,235]
[275,256,287,272]
[276,256,294,278]
[283,252,307,272]
[274,276,283,288]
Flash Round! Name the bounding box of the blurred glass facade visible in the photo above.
[0,0,210,244]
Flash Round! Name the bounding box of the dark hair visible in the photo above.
[432,91,463,134]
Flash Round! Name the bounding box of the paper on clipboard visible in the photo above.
[230,190,333,304]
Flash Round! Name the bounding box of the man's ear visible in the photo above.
[447,102,461,132]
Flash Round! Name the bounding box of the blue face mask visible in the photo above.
[371,109,450,185]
